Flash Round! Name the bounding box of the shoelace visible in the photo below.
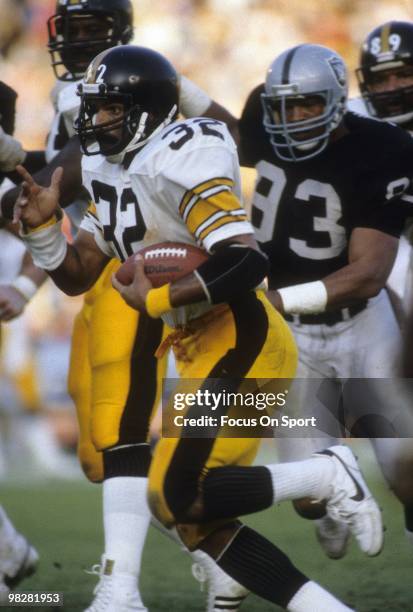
[192,562,220,611]
[85,564,102,577]
[191,563,207,592]
[84,564,113,609]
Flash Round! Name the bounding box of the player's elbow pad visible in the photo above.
[195,243,268,304]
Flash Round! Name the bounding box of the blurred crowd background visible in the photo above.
[0,0,412,481]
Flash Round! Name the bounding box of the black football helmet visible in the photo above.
[47,0,133,81]
[76,45,179,158]
[356,21,413,126]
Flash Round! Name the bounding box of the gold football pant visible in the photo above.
[0,319,42,413]
[148,290,298,549]
[68,260,165,482]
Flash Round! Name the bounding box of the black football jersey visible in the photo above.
[0,81,17,135]
[239,84,413,289]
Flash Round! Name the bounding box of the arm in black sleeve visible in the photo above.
[194,242,269,304]
[0,81,17,134]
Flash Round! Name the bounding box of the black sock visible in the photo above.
[218,525,308,608]
[202,465,273,520]
[404,504,413,533]
[103,444,151,479]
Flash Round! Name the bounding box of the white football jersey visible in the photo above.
[80,117,254,326]
[46,80,80,163]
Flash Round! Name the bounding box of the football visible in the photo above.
[115,241,208,287]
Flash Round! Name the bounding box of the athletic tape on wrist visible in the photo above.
[278,280,328,314]
[20,219,68,271]
[11,275,38,302]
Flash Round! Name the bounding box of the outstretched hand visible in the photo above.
[14,165,63,228]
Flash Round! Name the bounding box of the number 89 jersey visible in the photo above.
[239,84,413,290]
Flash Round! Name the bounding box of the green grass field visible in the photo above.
[2,446,412,611]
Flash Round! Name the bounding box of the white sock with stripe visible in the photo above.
[103,476,150,577]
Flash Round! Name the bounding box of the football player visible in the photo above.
[350,18,413,553]
[17,44,384,612]
[0,504,38,603]
[3,2,248,611]
[353,20,413,314]
[0,82,45,601]
[0,76,49,319]
[237,43,413,559]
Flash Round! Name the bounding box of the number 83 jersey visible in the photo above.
[239,84,413,290]
[80,117,253,324]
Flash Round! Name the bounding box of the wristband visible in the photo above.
[20,218,67,271]
[25,213,61,234]
[11,275,38,302]
[179,75,212,117]
[278,281,328,314]
[145,284,172,318]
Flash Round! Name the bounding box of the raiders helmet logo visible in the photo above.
[328,56,346,87]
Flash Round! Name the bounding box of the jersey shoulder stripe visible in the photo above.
[179,177,234,218]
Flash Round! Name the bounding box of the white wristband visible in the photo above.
[179,75,212,118]
[278,281,328,314]
[11,275,38,302]
[20,220,68,271]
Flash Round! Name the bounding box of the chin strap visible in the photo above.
[107,105,178,164]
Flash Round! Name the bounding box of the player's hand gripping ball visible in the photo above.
[115,242,208,287]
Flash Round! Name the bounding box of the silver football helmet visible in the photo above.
[261,44,348,161]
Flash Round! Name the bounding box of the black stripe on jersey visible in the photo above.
[162,292,269,520]
[85,210,99,222]
[281,45,302,84]
[196,209,248,241]
[118,314,164,445]
[179,177,234,215]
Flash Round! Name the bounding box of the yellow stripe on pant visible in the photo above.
[68,259,167,482]
[148,290,298,549]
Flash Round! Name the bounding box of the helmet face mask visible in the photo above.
[357,21,413,126]
[47,0,133,82]
[261,44,348,162]
[76,46,180,160]
[262,90,335,158]
[78,92,160,157]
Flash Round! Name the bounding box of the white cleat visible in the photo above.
[0,533,38,602]
[192,550,248,611]
[314,445,383,557]
[315,516,350,559]
[84,558,147,612]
